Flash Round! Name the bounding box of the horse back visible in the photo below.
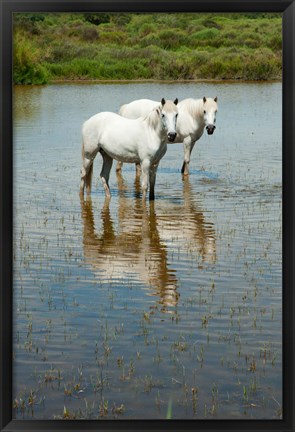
[120,99,159,119]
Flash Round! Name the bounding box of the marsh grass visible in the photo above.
[13,12,282,84]
[13,32,49,84]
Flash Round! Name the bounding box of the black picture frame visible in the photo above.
[1,0,294,431]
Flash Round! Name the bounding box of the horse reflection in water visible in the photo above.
[80,176,179,312]
[80,175,216,313]
[156,178,216,266]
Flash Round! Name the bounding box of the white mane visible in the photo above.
[144,100,178,130]
[180,97,217,120]
[144,106,161,129]
[181,98,204,120]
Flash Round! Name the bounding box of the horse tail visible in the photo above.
[85,161,93,195]
[80,139,93,195]
[82,139,85,159]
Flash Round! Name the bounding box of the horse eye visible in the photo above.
[204,110,206,114]
[175,113,178,117]
[161,114,165,118]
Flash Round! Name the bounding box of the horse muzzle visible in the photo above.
[206,125,216,135]
[167,132,177,142]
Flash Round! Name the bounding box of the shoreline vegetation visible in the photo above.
[50,78,282,84]
[13,12,282,85]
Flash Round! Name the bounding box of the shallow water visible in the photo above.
[13,82,282,419]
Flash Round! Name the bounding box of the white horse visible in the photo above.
[80,98,178,201]
[117,96,218,175]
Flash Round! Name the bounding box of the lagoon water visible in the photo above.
[13,82,282,419]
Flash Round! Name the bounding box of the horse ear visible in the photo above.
[203,97,207,104]
[214,96,218,102]
[174,98,178,105]
[161,98,166,106]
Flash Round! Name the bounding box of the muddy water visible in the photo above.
[13,82,282,419]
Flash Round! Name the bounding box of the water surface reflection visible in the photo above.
[81,174,216,312]
[81,175,178,312]
[156,176,216,266]
[13,82,282,420]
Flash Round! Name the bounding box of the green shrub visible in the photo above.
[193,28,220,40]
[13,13,45,35]
[13,33,49,84]
[266,34,282,51]
[138,23,157,37]
[187,24,205,34]
[79,27,99,42]
[99,30,126,44]
[49,41,98,62]
[83,13,111,26]
[190,50,210,68]
[13,12,282,83]
[14,13,45,26]
[190,28,220,47]
[46,56,151,80]
[138,29,188,50]
[243,50,281,79]
[202,18,223,30]
[199,58,227,79]
[243,37,261,49]
[110,13,132,27]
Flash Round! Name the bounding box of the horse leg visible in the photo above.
[149,163,159,201]
[80,157,94,197]
[116,161,123,173]
[135,163,141,177]
[100,151,113,199]
[140,159,150,201]
[181,137,194,176]
[181,139,192,175]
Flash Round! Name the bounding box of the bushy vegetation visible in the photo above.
[13,32,49,84]
[13,12,282,84]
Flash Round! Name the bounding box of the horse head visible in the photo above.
[159,98,179,142]
[202,97,218,135]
